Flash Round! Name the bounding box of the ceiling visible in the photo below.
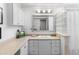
[13,3,79,16]
[14,3,79,8]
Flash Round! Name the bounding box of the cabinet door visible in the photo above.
[13,4,24,25]
[33,40,39,55]
[52,40,61,55]
[20,42,27,55]
[28,40,39,55]
[38,40,52,55]
[28,40,34,55]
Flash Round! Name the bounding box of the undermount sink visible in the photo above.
[37,35,52,37]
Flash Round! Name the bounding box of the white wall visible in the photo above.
[23,7,33,32]
[56,9,67,34]
[16,3,56,33]
[0,3,20,42]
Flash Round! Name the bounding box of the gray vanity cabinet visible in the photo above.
[28,39,61,55]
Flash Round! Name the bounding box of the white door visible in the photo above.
[38,40,52,55]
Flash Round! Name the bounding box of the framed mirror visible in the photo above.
[0,27,1,39]
[0,7,3,24]
[32,15,54,32]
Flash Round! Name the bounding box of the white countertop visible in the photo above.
[29,36,60,39]
[0,36,60,55]
[0,37,26,55]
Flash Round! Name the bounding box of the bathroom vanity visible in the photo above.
[28,36,61,55]
[0,35,66,55]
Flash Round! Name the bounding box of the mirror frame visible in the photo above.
[0,7,3,24]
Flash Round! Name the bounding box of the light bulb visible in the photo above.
[43,10,45,13]
[48,9,51,13]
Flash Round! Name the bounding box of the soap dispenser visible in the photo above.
[16,29,20,38]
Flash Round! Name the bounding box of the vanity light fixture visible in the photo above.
[36,9,41,13]
[48,9,52,13]
[43,10,46,13]
[35,9,52,14]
